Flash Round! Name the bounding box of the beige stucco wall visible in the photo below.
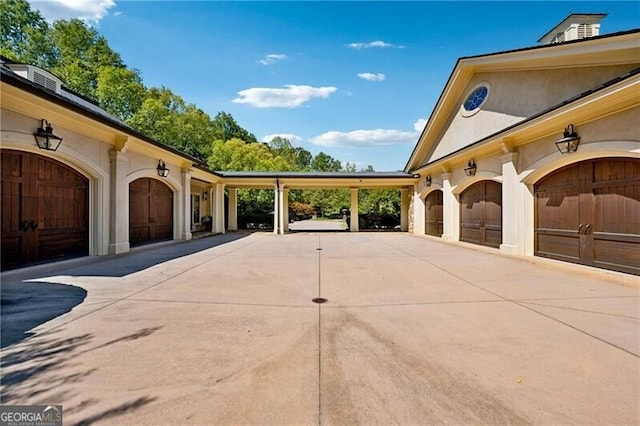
[0,107,195,256]
[428,64,639,163]
[412,105,640,258]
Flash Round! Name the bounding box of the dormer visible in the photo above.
[4,63,62,93]
[538,13,607,45]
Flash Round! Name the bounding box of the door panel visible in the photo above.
[460,181,502,248]
[425,190,443,237]
[129,178,173,246]
[1,150,88,270]
[534,170,581,261]
[535,158,640,275]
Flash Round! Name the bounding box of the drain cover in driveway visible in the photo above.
[312,297,327,304]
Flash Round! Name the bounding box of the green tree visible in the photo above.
[0,0,55,67]
[49,19,124,97]
[208,138,292,171]
[96,66,146,121]
[294,147,313,170]
[311,151,342,172]
[305,189,350,218]
[130,87,216,161]
[212,111,258,144]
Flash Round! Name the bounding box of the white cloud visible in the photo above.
[233,85,337,108]
[261,133,303,146]
[413,118,427,133]
[29,0,116,24]
[358,72,385,82]
[260,54,287,65]
[310,129,416,147]
[347,40,405,49]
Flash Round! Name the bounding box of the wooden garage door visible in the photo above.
[460,181,502,248]
[129,178,173,247]
[425,190,443,236]
[1,150,89,270]
[535,158,640,275]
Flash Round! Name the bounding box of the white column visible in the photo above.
[283,188,290,232]
[204,186,213,232]
[400,188,409,232]
[500,152,521,255]
[227,187,238,231]
[278,184,286,235]
[350,188,359,232]
[412,184,425,235]
[214,183,225,234]
[273,181,280,234]
[441,172,458,241]
[181,168,192,241]
[108,150,130,254]
[523,183,536,256]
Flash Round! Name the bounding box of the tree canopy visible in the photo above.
[1,0,401,226]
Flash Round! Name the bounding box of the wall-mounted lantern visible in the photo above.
[157,160,170,177]
[555,124,580,154]
[424,175,432,187]
[34,119,63,151]
[202,190,208,201]
[464,159,477,176]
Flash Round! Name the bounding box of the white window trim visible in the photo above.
[192,194,201,225]
[460,82,491,118]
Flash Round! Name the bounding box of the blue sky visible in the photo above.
[28,1,640,171]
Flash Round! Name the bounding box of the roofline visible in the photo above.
[0,54,99,106]
[408,66,640,174]
[403,28,640,172]
[1,66,220,175]
[458,27,638,63]
[216,171,416,179]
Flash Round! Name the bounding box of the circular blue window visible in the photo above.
[463,86,488,111]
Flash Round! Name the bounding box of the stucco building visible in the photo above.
[1,14,639,275]
[405,15,639,275]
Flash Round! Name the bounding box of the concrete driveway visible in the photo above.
[288,218,347,231]
[1,232,638,425]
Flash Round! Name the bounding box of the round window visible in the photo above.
[464,86,488,111]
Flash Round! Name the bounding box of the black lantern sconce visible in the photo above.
[157,160,170,178]
[33,119,63,151]
[464,159,477,176]
[555,124,580,154]
[202,190,208,201]
[424,175,432,187]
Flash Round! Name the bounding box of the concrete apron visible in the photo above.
[0,232,638,425]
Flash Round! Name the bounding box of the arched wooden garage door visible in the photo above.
[535,158,640,275]
[460,181,502,248]
[425,190,443,236]
[1,150,89,270]
[129,178,173,247]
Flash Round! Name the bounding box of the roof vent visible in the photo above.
[538,13,607,45]
[4,63,62,93]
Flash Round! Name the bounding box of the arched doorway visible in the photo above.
[459,180,502,248]
[535,157,639,275]
[1,149,89,270]
[424,190,443,237]
[129,178,173,247]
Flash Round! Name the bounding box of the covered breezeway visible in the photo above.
[214,171,418,234]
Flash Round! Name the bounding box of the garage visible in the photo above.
[424,190,443,237]
[1,149,89,270]
[129,178,173,247]
[460,181,502,248]
[535,158,640,275]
